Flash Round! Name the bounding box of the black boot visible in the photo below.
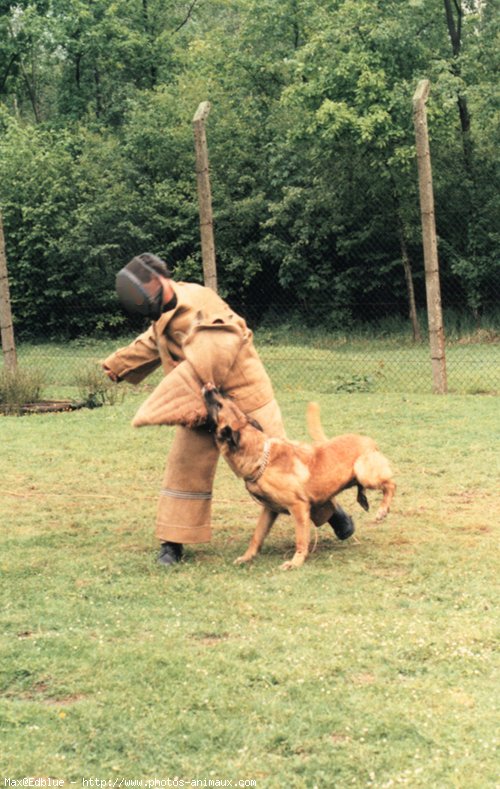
[158,541,184,566]
[329,506,355,540]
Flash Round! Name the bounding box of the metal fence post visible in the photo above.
[0,209,17,372]
[412,79,447,393]
[193,101,218,293]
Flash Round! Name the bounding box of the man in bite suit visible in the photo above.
[103,253,355,566]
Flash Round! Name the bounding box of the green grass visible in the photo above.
[11,325,500,401]
[1,387,499,786]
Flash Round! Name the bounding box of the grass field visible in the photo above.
[12,325,500,400]
[1,381,499,787]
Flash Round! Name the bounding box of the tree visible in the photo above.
[0,0,497,337]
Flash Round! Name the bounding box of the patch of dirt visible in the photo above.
[387,535,414,546]
[351,673,377,686]
[20,400,85,414]
[42,694,85,706]
[1,400,88,415]
[369,566,410,578]
[330,733,352,744]
[460,524,493,534]
[192,632,230,646]
[6,679,85,706]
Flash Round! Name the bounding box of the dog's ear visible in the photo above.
[246,415,264,432]
[219,425,240,451]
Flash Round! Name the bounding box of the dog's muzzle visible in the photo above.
[201,383,222,429]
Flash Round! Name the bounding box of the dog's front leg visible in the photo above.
[280,502,311,570]
[234,507,278,565]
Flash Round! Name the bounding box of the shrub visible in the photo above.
[0,367,45,415]
[74,364,124,408]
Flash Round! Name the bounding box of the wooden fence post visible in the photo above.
[0,209,17,372]
[412,79,447,394]
[193,101,218,293]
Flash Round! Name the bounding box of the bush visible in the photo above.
[0,367,45,415]
[74,364,125,408]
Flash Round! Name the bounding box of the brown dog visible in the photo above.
[203,383,396,570]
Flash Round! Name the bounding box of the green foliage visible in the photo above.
[324,374,376,393]
[0,118,125,337]
[0,0,498,337]
[74,363,124,408]
[0,366,44,414]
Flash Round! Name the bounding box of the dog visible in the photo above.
[202,383,396,570]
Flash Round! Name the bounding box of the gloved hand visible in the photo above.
[102,364,119,383]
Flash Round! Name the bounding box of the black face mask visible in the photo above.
[115,258,175,321]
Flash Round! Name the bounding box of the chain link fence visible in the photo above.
[1,134,499,401]
[3,223,500,400]
[6,260,499,402]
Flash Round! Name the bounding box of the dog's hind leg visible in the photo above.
[281,501,311,570]
[354,451,396,522]
[357,485,370,512]
[375,479,396,521]
[234,507,279,565]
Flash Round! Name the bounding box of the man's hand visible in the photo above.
[102,364,119,383]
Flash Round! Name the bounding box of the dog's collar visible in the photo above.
[245,439,271,484]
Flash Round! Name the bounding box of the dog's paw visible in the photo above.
[234,553,255,565]
[280,554,306,571]
[374,507,388,522]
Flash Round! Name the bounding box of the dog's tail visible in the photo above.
[307,401,327,442]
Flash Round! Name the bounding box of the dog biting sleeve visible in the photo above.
[132,312,254,428]
[131,360,207,428]
[131,306,276,427]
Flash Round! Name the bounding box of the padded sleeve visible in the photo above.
[101,326,162,384]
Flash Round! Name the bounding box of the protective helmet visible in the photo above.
[115,254,173,320]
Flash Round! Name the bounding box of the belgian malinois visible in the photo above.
[203,383,396,570]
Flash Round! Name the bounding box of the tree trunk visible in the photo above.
[6,19,42,122]
[443,0,481,322]
[390,173,422,342]
[17,50,41,122]
[399,224,422,343]
[0,211,18,373]
[0,53,17,94]
[94,67,102,118]
[142,0,157,87]
[75,52,82,90]
[443,0,473,172]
